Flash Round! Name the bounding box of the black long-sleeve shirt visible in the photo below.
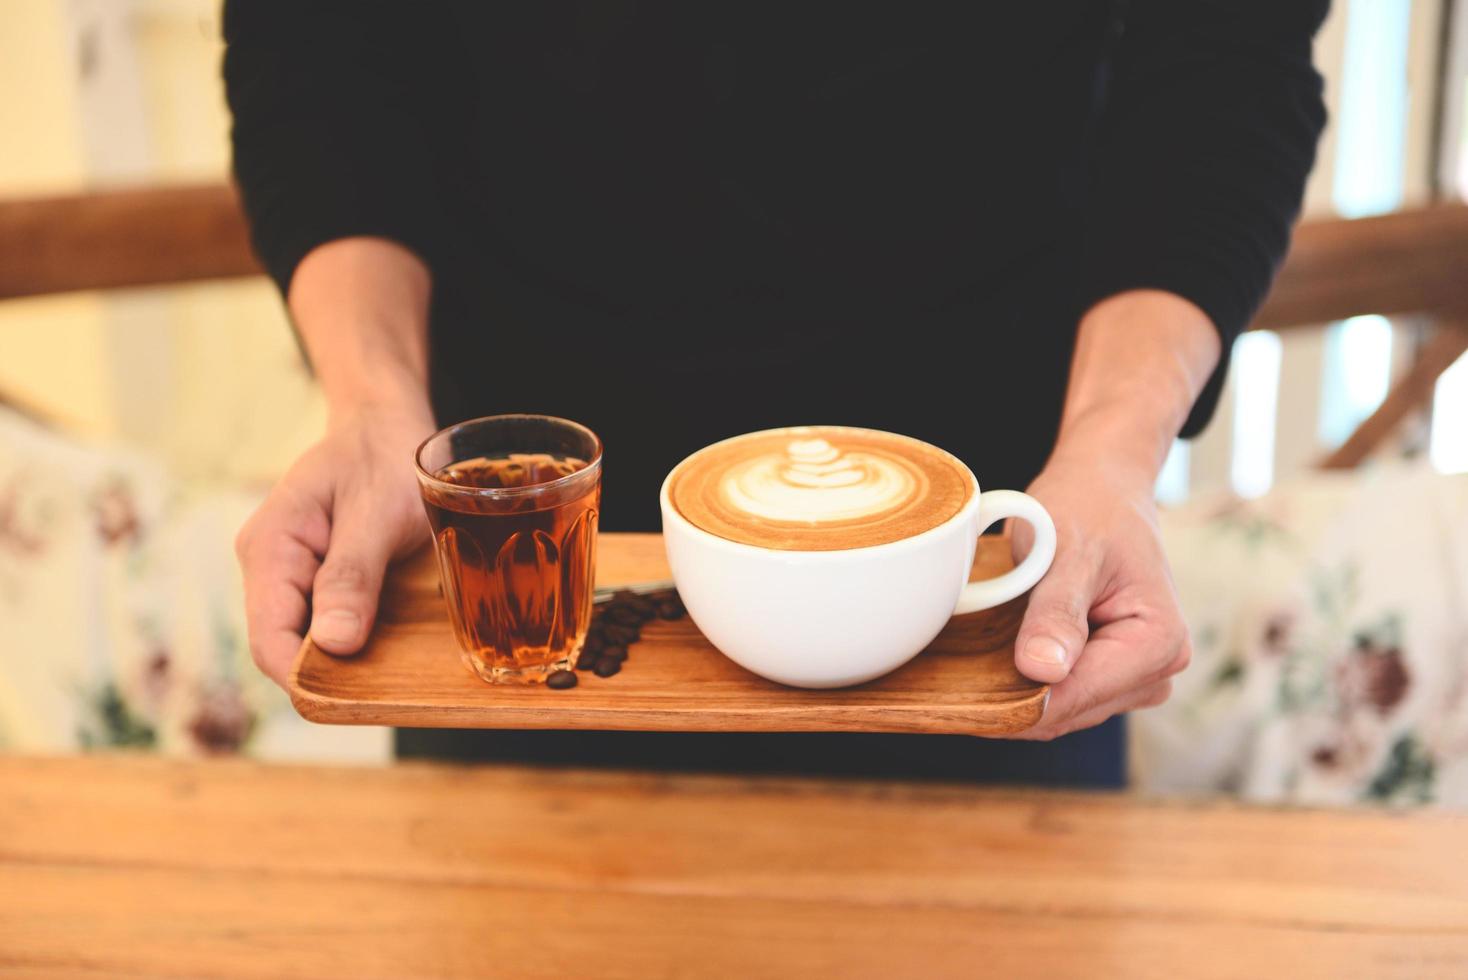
[225,1,1326,532]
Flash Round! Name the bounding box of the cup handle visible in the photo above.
[952,490,1056,615]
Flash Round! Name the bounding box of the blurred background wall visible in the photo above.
[0,0,319,486]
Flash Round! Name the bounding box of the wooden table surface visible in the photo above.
[2,755,1466,979]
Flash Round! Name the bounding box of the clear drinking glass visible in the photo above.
[415,415,602,683]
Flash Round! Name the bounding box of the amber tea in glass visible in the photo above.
[416,415,602,683]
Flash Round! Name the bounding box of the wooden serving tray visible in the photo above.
[288,533,1048,736]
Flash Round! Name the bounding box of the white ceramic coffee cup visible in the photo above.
[659,427,1057,688]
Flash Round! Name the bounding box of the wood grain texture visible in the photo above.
[2,754,1466,979]
[289,533,1048,737]
[0,184,261,299]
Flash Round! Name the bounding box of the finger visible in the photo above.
[1009,515,1034,557]
[1022,608,1188,738]
[1047,614,1182,713]
[243,574,313,686]
[1013,545,1099,684]
[1020,677,1174,742]
[236,495,329,686]
[308,489,399,656]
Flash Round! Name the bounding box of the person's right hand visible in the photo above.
[236,403,437,687]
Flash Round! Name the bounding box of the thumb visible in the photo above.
[308,493,399,656]
[1013,551,1095,685]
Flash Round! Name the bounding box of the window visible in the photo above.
[1431,352,1468,472]
[1231,332,1283,498]
[1318,315,1395,446]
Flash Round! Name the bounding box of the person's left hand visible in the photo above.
[1008,450,1191,740]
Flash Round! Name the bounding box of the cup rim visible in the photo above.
[659,425,982,560]
[415,413,604,500]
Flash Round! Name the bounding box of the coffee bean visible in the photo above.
[657,598,685,620]
[599,644,627,662]
[582,633,605,656]
[593,656,622,677]
[575,648,601,671]
[606,604,646,627]
[624,594,657,616]
[603,623,639,645]
[546,669,578,689]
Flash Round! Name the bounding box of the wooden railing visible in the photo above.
[1253,203,1468,329]
[1,185,1465,468]
[0,184,260,299]
[1249,204,1468,469]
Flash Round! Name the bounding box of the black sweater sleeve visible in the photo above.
[1082,0,1329,437]
[222,1,446,295]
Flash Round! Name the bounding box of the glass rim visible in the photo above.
[414,413,604,500]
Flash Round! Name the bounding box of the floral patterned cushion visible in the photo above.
[0,406,389,763]
[1141,466,1468,806]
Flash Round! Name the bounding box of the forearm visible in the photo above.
[288,237,434,424]
[1048,289,1221,487]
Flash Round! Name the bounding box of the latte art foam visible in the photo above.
[669,426,974,551]
[721,438,919,524]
